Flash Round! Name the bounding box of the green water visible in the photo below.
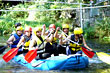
[0,36,110,73]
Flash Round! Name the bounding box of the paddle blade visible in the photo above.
[3,48,18,62]
[25,49,37,63]
[82,47,95,58]
[96,52,110,64]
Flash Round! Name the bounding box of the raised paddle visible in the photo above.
[3,47,19,62]
[25,30,53,63]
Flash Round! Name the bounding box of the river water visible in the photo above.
[0,36,110,73]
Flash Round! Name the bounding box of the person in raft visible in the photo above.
[17,26,32,55]
[29,26,55,60]
[11,23,22,36]
[42,24,59,56]
[57,24,71,54]
[59,27,92,55]
[6,26,23,55]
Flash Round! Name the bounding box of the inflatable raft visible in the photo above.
[12,54,89,70]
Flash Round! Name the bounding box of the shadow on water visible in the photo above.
[0,36,110,73]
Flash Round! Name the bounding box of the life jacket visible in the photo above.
[51,37,57,44]
[69,34,83,51]
[33,35,45,50]
[23,35,32,50]
[10,33,23,48]
[50,36,57,45]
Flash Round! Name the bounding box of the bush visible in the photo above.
[84,26,96,39]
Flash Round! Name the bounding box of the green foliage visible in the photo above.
[0,2,10,10]
[84,26,96,39]
[7,11,28,19]
[95,17,110,39]
[0,20,14,35]
[85,17,110,40]
[7,4,28,19]
[0,2,87,35]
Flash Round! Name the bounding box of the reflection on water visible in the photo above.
[0,36,110,73]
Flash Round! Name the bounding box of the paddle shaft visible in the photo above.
[36,30,53,48]
[60,29,95,58]
[0,45,8,54]
[0,45,8,50]
[60,30,110,61]
[60,29,91,50]
[60,29,79,45]
[25,30,53,63]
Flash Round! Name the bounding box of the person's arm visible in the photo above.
[59,35,71,45]
[45,28,55,42]
[59,34,63,45]
[83,38,92,51]
[54,27,60,39]
[6,35,15,45]
[42,24,48,36]
[29,38,36,50]
[17,36,25,48]
[46,33,54,42]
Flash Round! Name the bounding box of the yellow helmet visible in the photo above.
[74,27,83,34]
[16,26,23,31]
[34,27,42,35]
[62,24,69,29]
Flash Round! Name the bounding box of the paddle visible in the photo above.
[82,47,95,58]
[60,29,95,58]
[82,46,110,64]
[3,47,19,62]
[25,31,52,63]
[0,45,8,54]
[96,52,110,64]
[60,30,110,64]
[25,49,37,63]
